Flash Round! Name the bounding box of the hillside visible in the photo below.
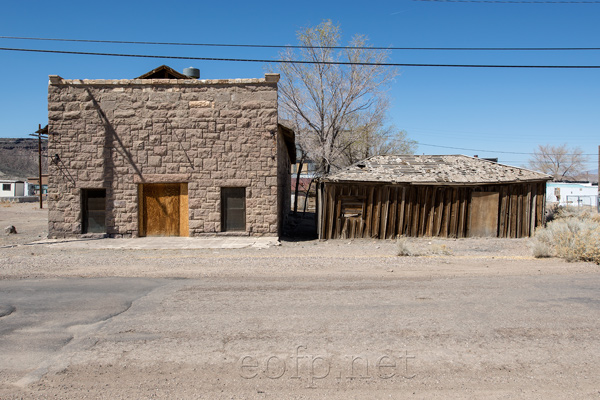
[0,138,47,181]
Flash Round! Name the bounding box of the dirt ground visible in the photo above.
[1,203,599,399]
[0,202,594,280]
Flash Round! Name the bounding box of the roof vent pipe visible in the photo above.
[183,67,200,79]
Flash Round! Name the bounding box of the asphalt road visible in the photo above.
[1,274,599,399]
[0,278,167,386]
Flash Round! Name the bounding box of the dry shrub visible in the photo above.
[429,243,452,255]
[533,207,600,264]
[531,240,552,258]
[397,239,452,257]
[397,238,416,256]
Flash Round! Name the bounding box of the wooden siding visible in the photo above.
[318,182,546,240]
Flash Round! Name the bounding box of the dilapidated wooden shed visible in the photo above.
[317,155,551,240]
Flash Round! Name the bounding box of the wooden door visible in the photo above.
[469,192,499,237]
[140,183,181,236]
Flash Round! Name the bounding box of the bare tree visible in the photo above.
[528,144,588,181]
[339,118,417,166]
[275,20,409,174]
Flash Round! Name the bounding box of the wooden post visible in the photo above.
[38,125,43,209]
[30,124,47,209]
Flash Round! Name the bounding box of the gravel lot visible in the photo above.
[1,203,599,399]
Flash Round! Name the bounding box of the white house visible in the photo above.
[546,182,598,208]
[0,180,25,198]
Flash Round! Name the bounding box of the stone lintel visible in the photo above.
[133,174,191,184]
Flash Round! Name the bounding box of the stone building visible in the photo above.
[47,65,295,238]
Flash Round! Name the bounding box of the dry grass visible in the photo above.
[397,238,453,257]
[533,206,600,264]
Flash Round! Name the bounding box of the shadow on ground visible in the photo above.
[282,212,318,242]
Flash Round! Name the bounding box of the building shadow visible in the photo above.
[281,212,318,242]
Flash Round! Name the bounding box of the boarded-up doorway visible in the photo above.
[469,192,499,237]
[139,183,188,237]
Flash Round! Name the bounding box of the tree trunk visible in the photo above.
[302,179,314,215]
[294,156,305,215]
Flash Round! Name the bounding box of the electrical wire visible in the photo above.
[417,142,597,155]
[414,0,600,3]
[1,47,599,68]
[0,35,599,51]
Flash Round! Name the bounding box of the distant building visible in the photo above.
[27,174,48,196]
[0,180,25,197]
[546,182,598,208]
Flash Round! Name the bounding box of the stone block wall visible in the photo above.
[47,74,287,238]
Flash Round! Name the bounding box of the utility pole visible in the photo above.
[29,125,48,209]
[597,145,599,212]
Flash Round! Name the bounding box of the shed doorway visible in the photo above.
[139,183,188,237]
[469,192,499,237]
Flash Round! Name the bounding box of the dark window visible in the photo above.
[2,184,11,191]
[81,189,106,234]
[221,187,246,232]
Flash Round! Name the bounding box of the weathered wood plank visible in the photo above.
[524,185,532,237]
[380,186,390,239]
[498,186,507,238]
[449,188,458,237]
[537,182,545,227]
[433,187,443,237]
[398,186,406,236]
[327,184,336,240]
[425,187,436,236]
[417,187,428,236]
[466,189,472,237]
[365,185,374,237]
[516,187,521,238]
[357,185,366,238]
[373,186,381,238]
[317,183,322,239]
[541,182,547,226]
[405,187,415,235]
[510,189,517,239]
[334,185,344,239]
[440,188,451,237]
[411,187,421,236]
[387,187,398,239]
[457,189,466,237]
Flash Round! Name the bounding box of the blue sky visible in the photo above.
[0,0,598,169]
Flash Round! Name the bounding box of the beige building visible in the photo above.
[47,65,295,238]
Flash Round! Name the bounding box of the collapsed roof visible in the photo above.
[321,155,551,185]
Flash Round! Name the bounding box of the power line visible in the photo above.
[417,142,597,155]
[414,0,600,3]
[0,36,599,51]
[1,47,600,69]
